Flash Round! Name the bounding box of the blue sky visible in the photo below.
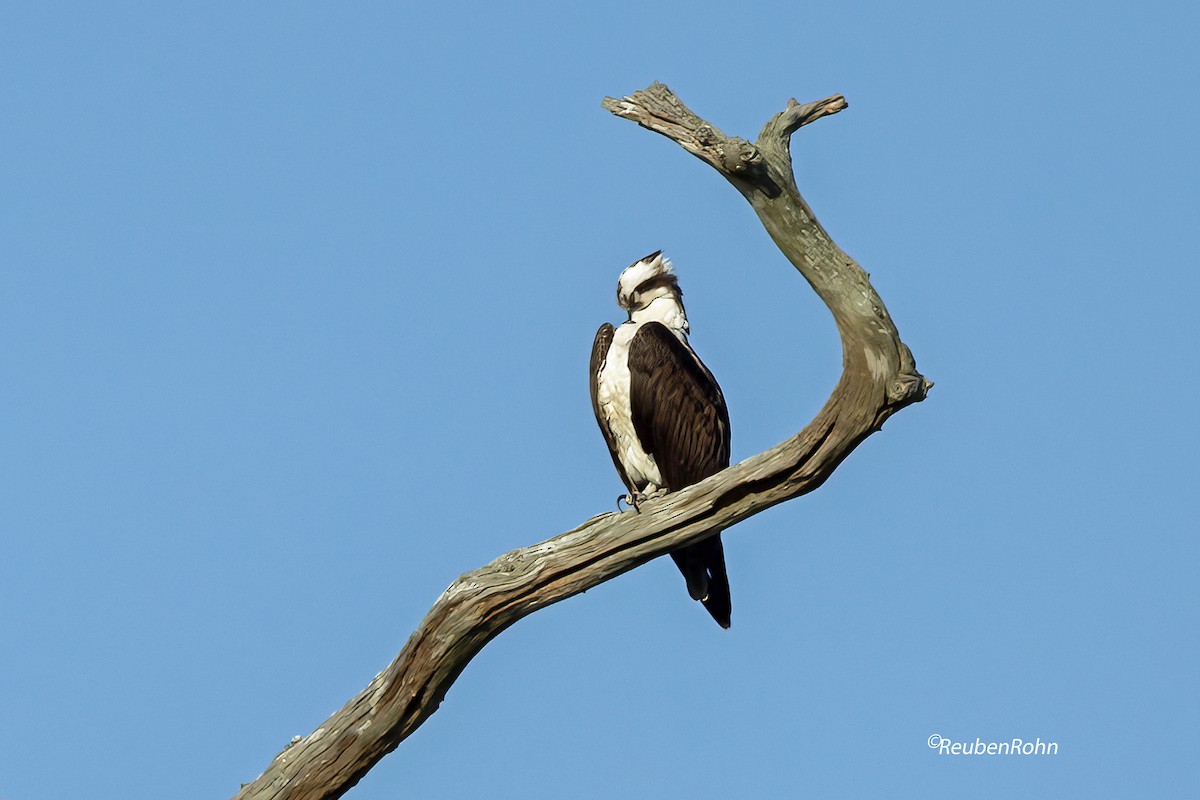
[2,1,1197,798]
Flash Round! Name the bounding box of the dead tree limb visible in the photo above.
[233,82,930,800]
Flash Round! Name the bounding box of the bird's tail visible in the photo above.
[670,533,731,629]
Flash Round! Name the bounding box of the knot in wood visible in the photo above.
[494,549,533,574]
[720,138,762,173]
[886,372,931,405]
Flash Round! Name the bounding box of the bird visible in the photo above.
[589,250,732,628]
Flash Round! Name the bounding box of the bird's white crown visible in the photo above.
[617,250,673,309]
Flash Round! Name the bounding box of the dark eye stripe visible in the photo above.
[633,273,682,297]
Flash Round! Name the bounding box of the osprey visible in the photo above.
[589,251,732,628]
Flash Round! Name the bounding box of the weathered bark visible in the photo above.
[233,82,930,800]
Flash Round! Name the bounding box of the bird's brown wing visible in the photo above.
[627,321,732,628]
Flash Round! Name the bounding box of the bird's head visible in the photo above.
[616,250,682,316]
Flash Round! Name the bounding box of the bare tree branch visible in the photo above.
[233,82,930,800]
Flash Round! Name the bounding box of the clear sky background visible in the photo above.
[2,2,1197,798]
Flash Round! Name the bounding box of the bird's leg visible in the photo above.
[616,493,635,511]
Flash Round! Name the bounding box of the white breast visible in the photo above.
[596,322,662,490]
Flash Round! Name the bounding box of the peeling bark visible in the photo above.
[233,82,930,800]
